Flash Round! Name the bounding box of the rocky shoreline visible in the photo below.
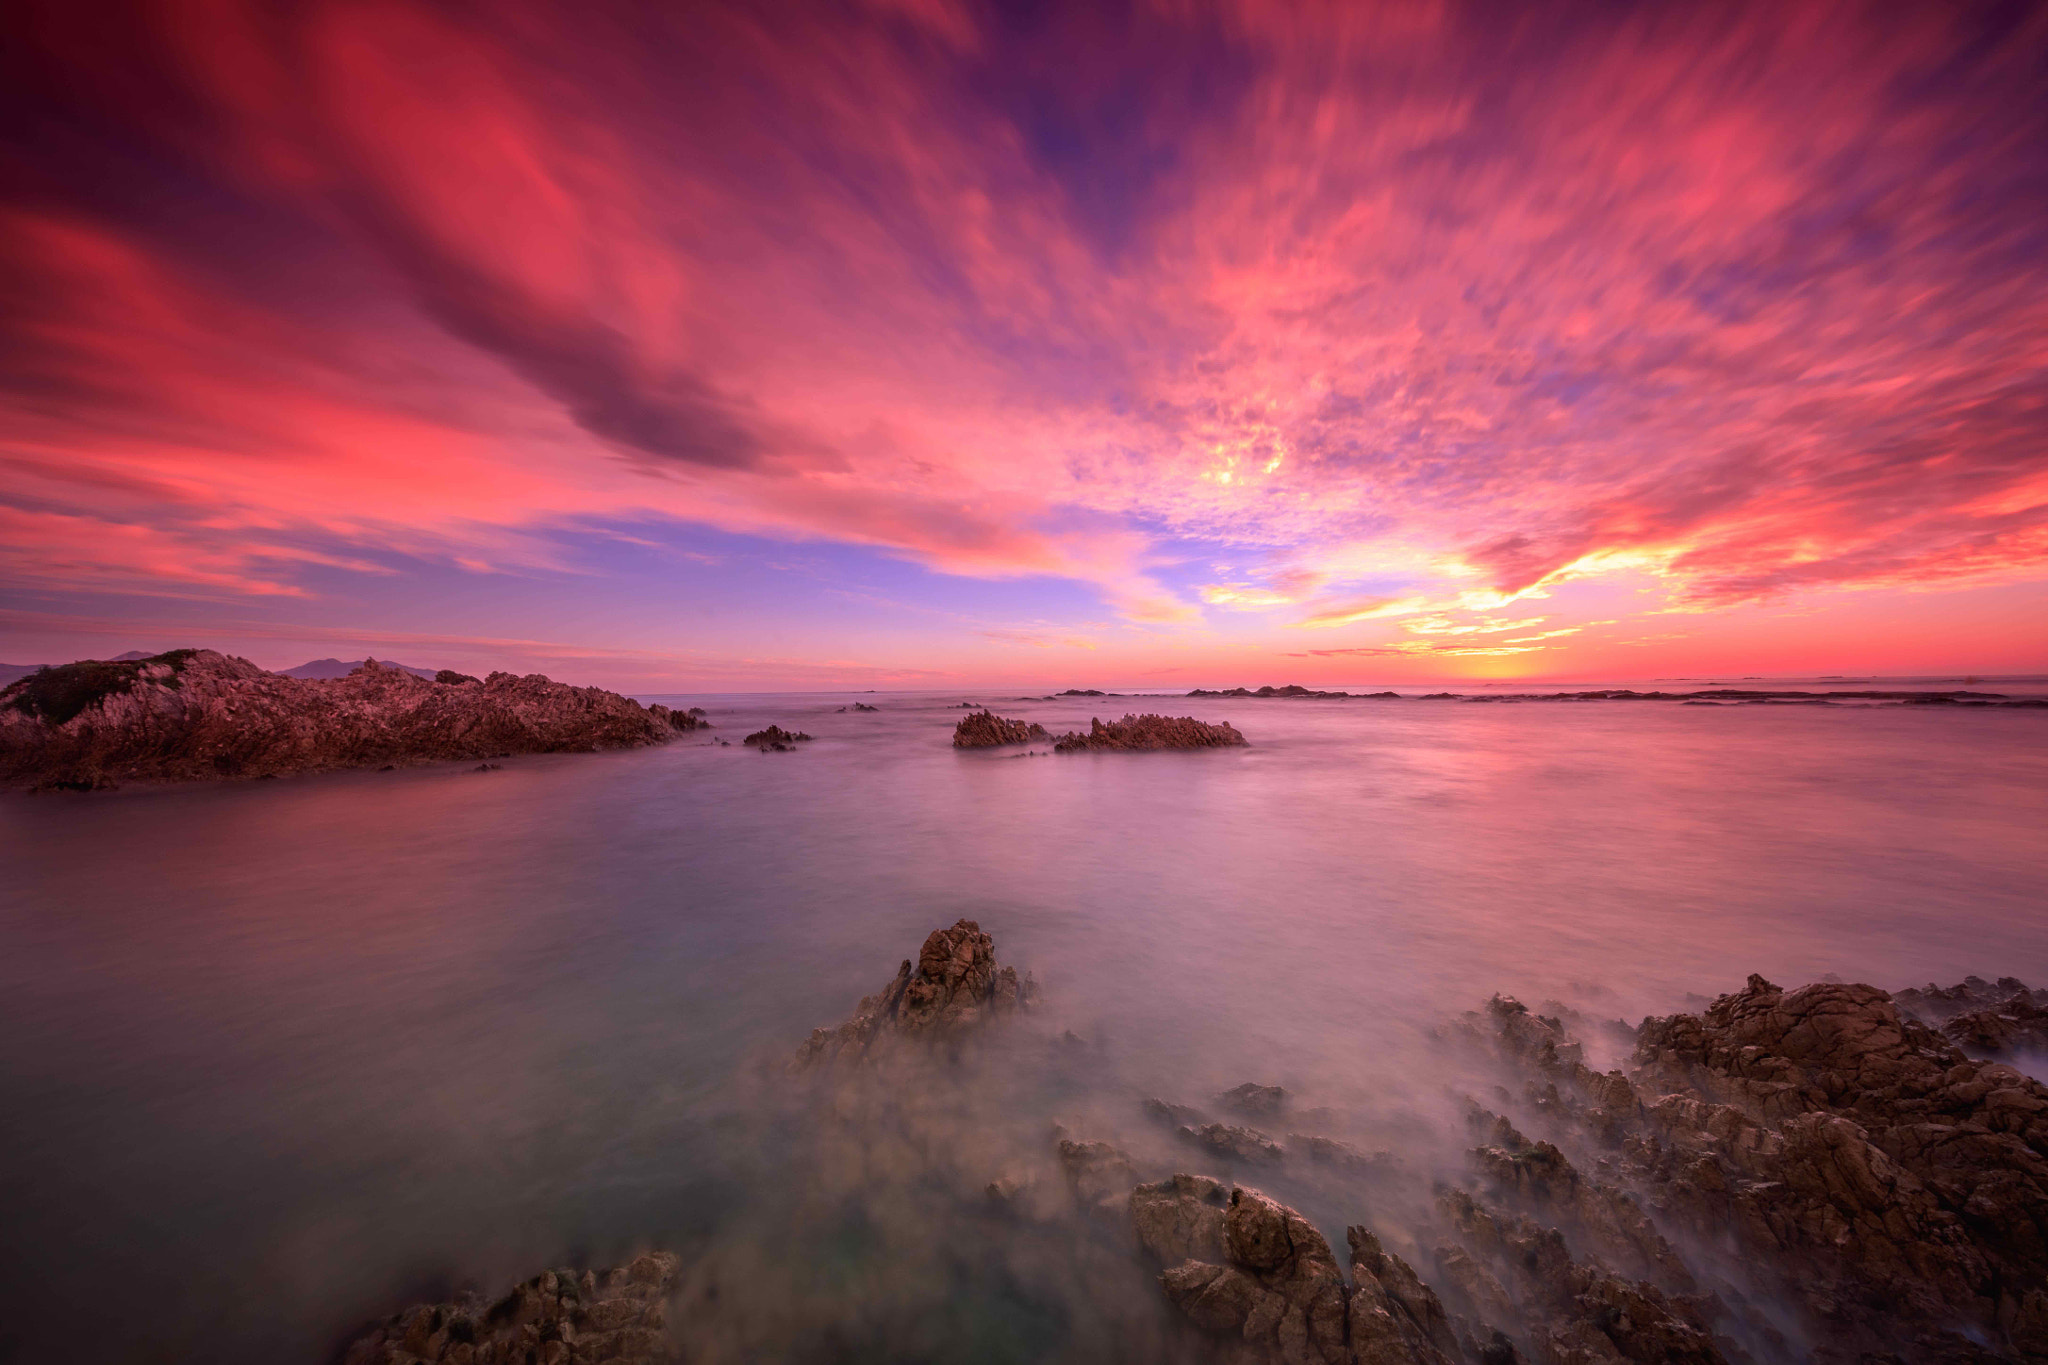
[0,650,701,789]
[345,924,2048,1365]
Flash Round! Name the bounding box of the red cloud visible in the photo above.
[2,0,2044,649]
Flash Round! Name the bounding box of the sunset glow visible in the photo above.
[4,0,2046,687]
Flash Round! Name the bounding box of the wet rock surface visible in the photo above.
[952,709,1051,747]
[1052,713,1248,752]
[740,724,812,750]
[0,651,697,789]
[1451,976,2048,1363]
[350,941,2048,1365]
[794,918,1033,1067]
[342,1253,680,1365]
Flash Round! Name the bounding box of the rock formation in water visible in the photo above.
[346,941,2048,1365]
[1131,1176,1470,1365]
[0,650,699,789]
[1448,976,2048,1363]
[1186,684,1384,700]
[741,725,812,750]
[1052,713,1248,752]
[1896,976,2048,1061]
[794,918,1033,1067]
[952,709,1051,747]
[342,1254,680,1365]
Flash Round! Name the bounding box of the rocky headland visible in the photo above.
[0,650,700,789]
[953,710,1051,747]
[1053,713,1248,752]
[347,925,2048,1365]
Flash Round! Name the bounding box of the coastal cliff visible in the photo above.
[0,650,698,789]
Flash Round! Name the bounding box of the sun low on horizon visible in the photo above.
[3,0,2046,691]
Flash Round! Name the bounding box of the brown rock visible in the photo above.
[0,651,697,788]
[794,919,1032,1068]
[1051,713,1248,752]
[952,710,1050,747]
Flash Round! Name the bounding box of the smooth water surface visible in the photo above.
[2,690,2045,1362]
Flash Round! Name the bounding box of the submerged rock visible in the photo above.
[952,709,1050,747]
[342,1253,681,1365]
[794,918,1033,1068]
[0,650,698,788]
[1178,1122,1286,1165]
[1220,1083,1289,1118]
[741,725,813,750]
[1052,713,1248,752]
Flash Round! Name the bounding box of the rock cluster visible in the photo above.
[1187,685,1390,700]
[741,725,813,750]
[342,1253,681,1365]
[1052,713,1248,752]
[952,710,1050,747]
[1452,976,2048,1362]
[0,651,698,788]
[1896,975,2048,1060]
[1132,1176,1464,1365]
[794,918,1033,1068]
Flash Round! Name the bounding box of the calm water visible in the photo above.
[2,688,2045,1362]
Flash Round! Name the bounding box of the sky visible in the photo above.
[2,0,2045,690]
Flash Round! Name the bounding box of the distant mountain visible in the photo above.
[279,658,439,680]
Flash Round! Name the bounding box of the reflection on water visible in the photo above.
[1,691,2044,1361]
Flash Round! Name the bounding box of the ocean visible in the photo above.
[2,685,2044,1362]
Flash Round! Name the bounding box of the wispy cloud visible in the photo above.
[4,0,2044,676]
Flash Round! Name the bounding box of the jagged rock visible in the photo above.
[0,651,697,788]
[1459,975,2048,1362]
[1436,1191,1725,1365]
[342,1252,681,1365]
[1344,1225,1462,1365]
[1178,1122,1285,1164]
[1187,685,1355,699]
[952,710,1050,747]
[1144,1097,1208,1127]
[1132,1177,1457,1365]
[742,725,812,749]
[794,919,1031,1068]
[1940,993,2048,1059]
[1220,1083,1288,1118]
[1052,713,1248,752]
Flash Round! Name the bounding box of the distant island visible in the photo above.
[0,650,702,790]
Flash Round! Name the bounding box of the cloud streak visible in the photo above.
[2,0,2044,675]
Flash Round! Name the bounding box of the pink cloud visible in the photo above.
[2,0,2043,674]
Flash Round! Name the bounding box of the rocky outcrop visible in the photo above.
[1895,977,2048,1060]
[1178,1122,1286,1165]
[1131,1177,1462,1365]
[794,919,1033,1068]
[1187,685,1377,700]
[1453,977,2048,1363]
[741,725,812,750]
[952,710,1050,747]
[342,1252,681,1365]
[1052,713,1248,752]
[0,650,698,788]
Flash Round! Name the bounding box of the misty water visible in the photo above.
[2,687,2046,1363]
